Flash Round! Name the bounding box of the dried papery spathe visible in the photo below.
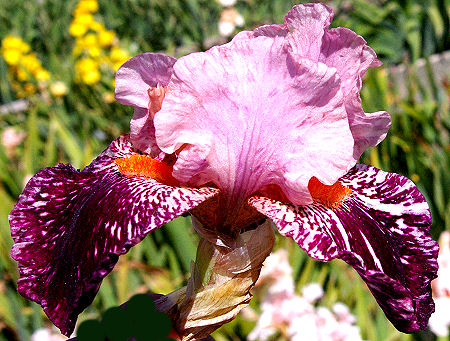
[155,221,275,340]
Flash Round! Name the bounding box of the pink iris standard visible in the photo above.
[10,3,438,338]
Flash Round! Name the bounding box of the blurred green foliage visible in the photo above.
[0,0,448,340]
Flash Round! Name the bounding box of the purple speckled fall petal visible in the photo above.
[249,164,438,333]
[9,135,218,336]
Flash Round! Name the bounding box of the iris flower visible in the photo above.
[10,3,438,338]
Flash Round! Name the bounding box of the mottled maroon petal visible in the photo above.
[9,135,218,336]
[249,164,438,333]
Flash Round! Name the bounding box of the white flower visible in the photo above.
[218,21,236,37]
[257,249,295,295]
[429,231,450,336]
[248,253,362,341]
[302,283,324,303]
[1,127,25,149]
[49,81,68,97]
[31,328,66,341]
[218,8,245,37]
[333,302,356,324]
[429,297,450,337]
[289,314,320,340]
[217,0,237,7]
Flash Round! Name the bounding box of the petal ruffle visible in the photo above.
[248,4,391,161]
[115,53,176,108]
[284,3,333,61]
[346,96,391,159]
[115,53,176,157]
[129,107,164,158]
[9,135,218,336]
[249,164,438,332]
[319,27,391,159]
[155,34,354,206]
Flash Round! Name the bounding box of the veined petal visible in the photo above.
[249,164,438,332]
[9,135,218,336]
[248,4,391,161]
[155,34,354,206]
[319,27,391,159]
[115,53,176,108]
[319,27,380,96]
[284,3,333,61]
[119,3,391,211]
[115,53,176,157]
[130,107,165,158]
[346,96,391,159]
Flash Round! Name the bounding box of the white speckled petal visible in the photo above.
[9,135,218,336]
[249,164,438,332]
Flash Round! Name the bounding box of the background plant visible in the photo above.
[0,0,448,340]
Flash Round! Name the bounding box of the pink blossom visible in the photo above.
[302,283,324,303]
[218,8,244,37]
[429,231,450,336]
[248,251,361,341]
[115,3,390,209]
[256,249,294,295]
[10,3,437,337]
[31,327,66,341]
[1,127,25,150]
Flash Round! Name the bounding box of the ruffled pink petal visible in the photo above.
[252,24,288,38]
[346,96,391,159]
[319,27,380,95]
[115,53,176,156]
[115,53,176,108]
[155,35,354,206]
[319,27,390,158]
[284,3,333,61]
[248,4,391,160]
[130,107,165,159]
[248,164,438,333]
[9,135,218,336]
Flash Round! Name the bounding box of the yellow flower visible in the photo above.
[35,69,50,82]
[73,44,83,57]
[23,83,36,95]
[1,36,30,53]
[110,47,126,61]
[112,62,125,71]
[109,47,130,69]
[50,81,68,97]
[98,30,115,47]
[76,57,98,71]
[81,69,100,84]
[83,33,97,47]
[75,13,94,27]
[2,49,21,65]
[21,54,41,73]
[75,0,98,14]
[87,46,101,58]
[89,21,105,32]
[1,36,51,89]
[69,22,88,37]
[102,92,115,103]
[98,56,110,65]
[16,67,29,81]
[109,47,130,71]
[75,58,100,85]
